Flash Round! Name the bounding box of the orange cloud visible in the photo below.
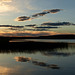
[0,30,75,37]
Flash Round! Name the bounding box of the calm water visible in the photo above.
[10,39,75,43]
[0,39,75,75]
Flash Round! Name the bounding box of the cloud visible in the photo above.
[0,31,60,37]
[32,12,47,17]
[34,28,48,31]
[0,24,59,32]
[32,26,59,31]
[25,24,36,27]
[0,25,24,28]
[15,16,31,21]
[0,4,12,12]
[0,25,24,31]
[35,26,59,28]
[24,0,38,10]
[41,22,75,26]
[31,9,62,18]
[0,29,75,37]
[1,0,12,2]
[43,9,63,14]
[0,0,20,13]
[15,9,62,22]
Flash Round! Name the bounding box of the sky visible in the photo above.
[0,0,75,36]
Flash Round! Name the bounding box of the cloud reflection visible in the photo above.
[14,56,32,62]
[14,56,60,69]
[43,52,71,57]
[32,61,60,69]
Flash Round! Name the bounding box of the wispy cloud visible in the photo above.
[0,31,60,37]
[15,9,62,22]
[25,24,36,27]
[24,0,39,10]
[1,30,75,37]
[0,25,24,28]
[0,0,20,13]
[41,22,75,26]
[35,26,59,29]
[1,0,12,2]
[43,9,63,14]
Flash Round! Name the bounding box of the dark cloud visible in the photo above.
[31,9,62,18]
[50,9,62,13]
[35,26,59,28]
[0,25,24,31]
[43,9,63,14]
[0,25,24,28]
[15,9,62,21]
[32,9,62,17]
[41,22,75,26]
[32,12,47,17]
[15,16,30,21]
[25,24,36,27]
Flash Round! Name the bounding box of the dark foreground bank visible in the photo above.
[0,41,68,50]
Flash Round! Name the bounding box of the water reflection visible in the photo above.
[0,41,75,75]
[0,42,68,53]
[0,42,75,57]
[32,61,60,69]
[14,57,32,62]
[0,66,20,75]
[43,51,75,57]
[0,66,12,74]
[14,56,60,69]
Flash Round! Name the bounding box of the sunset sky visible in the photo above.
[0,0,75,36]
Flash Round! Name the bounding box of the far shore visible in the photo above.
[0,34,75,43]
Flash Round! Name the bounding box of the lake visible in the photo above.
[0,39,75,75]
[10,39,75,43]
